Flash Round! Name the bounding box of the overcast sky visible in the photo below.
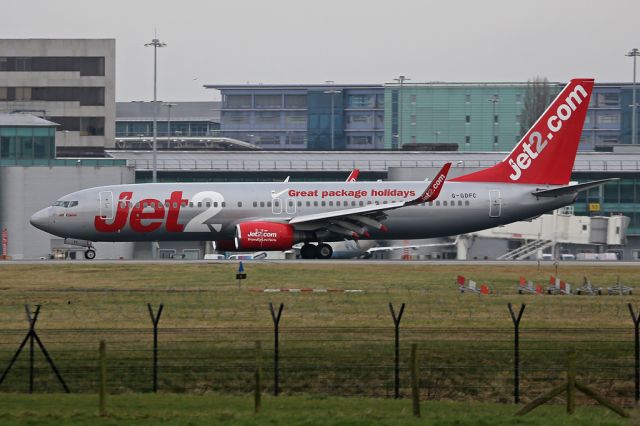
[3,0,639,101]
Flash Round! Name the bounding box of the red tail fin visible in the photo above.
[452,78,594,185]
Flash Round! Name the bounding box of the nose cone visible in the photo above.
[30,208,51,231]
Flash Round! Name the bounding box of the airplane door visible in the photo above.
[99,191,114,220]
[489,190,502,218]
[286,198,296,214]
[272,198,282,214]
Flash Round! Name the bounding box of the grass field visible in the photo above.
[0,393,634,425]
[0,261,639,405]
[0,261,638,329]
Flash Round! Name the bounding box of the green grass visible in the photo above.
[0,262,639,402]
[0,393,633,425]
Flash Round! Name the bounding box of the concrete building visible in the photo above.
[204,84,384,150]
[0,39,116,157]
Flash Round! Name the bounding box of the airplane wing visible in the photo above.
[287,163,451,238]
[532,178,618,198]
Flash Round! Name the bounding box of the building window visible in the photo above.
[0,56,105,76]
[465,115,470,123]
[255,95,282,108]
[515,94,522,103]
[284,94,306,108]
[347,113,372,124]
[465,94,471,103]
[494,115,499,124]
[255,112,280,125]
[225,95,252,108]
[465,136,470,144]
[348,135,373,145]
[411,115,416,125]
[347,95,374,108]
[410,94,416,104]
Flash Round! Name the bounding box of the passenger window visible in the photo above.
[465,200,470,206]
[458,200,463,206]
[443,201,448,206]
[359,201,364,206]
[274,200,280,207]
[267,201,272,207]
[429,202,433,206]
[367,201,372,205]
[336,201,341,206]
[253,201,258,207]
[260,201,265,208]
[165,201,170,208]
[206,202,211,207]
[221,202,226,207]
[383,200,388,204]
[198,202,202,208]
[237,201,242,207]
[351,201,356,206]
[182,201,188,207]
[306,201,311,207]
[189,202,194,208]
[172,202,177,209]
[288,201,293,207]
[314,201,318,207]
[297,201,301,207]
[328,201,333,207]
[321,201,326,207]
[436,201,440,206]
[214,202,218,207]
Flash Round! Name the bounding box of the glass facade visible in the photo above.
[574,174,640,235]
[0,57,105,76]
[0,126,55,160]
[307,90,345,150]
[385,82,640,152]
[211,85,383,150]
[115,121,219,137]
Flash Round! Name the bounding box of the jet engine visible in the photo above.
[235,222,302,251]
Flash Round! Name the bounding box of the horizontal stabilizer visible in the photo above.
[532,178,618,197]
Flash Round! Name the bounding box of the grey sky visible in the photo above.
[3,0,639,101]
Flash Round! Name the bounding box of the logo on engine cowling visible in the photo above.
[248,229,278,240]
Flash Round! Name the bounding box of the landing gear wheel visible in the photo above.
[300,244,317,259]
[84,249,96,260]
[315,243,333,260]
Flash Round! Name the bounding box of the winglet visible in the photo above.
[407,162,451,205]
[346,169,360,182]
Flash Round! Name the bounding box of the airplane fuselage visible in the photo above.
[31,181,575,243]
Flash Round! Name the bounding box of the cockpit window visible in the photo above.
[53,201,78,208]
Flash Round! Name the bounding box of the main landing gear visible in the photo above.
[300,243,333,260]
[84,248,96,260]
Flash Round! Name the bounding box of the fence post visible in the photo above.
[628,303,640,404]
[147,303,164,393]
[99,340,107,417]
[255,340,262,414]
[508,303,526,404]
[269,302,284,396]
[389,302,405,399]
[567,349,576,414]
[410,343,420,417]
[26,305,40,394]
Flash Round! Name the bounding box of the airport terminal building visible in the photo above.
[1,38,639,261]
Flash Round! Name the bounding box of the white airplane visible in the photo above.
[31,78,614,260]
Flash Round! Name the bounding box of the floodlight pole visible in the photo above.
[627,48,640,145]
[144,36,167,183]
